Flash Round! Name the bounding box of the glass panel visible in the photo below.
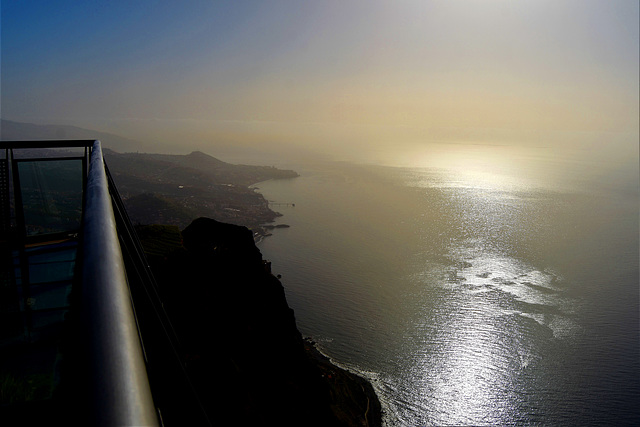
[17,159,83,236]
[28,309,68,333]
[0,159,10,233]
[20,283,72,311]
[1,147,86,410]
[27,247,76,284]
[1,242,77,406]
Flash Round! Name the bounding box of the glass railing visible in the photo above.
[16,158,84,237]
[0,140,158,425]
[1,143,86,411]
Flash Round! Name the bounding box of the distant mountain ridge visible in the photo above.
[1,120,298,229]
[104,148,299,193]
[0,119,145,153]
[148,150,229,169]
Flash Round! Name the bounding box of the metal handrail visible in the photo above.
[0,140,97,149]
[79,141,158,426]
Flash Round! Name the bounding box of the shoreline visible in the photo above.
[303,338,382,427]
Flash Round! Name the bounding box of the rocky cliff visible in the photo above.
[142,218,381,426]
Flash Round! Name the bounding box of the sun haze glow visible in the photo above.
[1,0,638,168]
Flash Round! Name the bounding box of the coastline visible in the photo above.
[303,338,382,427]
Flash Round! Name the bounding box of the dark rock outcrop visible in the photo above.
[148,218,379,426]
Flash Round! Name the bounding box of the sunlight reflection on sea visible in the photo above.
[374,168,584,426]
[257,159,639,427]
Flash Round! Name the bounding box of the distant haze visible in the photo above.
[1,1,638,169]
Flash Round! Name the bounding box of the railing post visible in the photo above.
[80,141,158,426]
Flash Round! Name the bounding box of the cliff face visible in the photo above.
[147,218,379,426]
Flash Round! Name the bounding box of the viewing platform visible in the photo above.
[0,140,208,425]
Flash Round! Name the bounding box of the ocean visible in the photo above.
[253,150,639,426]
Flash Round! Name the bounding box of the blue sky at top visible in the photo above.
[1,0,638,163]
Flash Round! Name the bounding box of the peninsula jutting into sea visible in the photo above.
[104,148,298,233]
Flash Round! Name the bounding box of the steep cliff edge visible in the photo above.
[141,218,381,426]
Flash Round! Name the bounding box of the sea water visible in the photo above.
[255,151,639,426]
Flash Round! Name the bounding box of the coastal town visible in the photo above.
[103,148,298,240]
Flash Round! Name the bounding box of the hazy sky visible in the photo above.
[1,0,638,165]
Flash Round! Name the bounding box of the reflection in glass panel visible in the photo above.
[1,243,76,406]
[17,159,83,236]
[1,146,87,411]
[27,246,77,284]
[2,242,77,406]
